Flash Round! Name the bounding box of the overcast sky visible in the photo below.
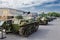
[0,0,60,12]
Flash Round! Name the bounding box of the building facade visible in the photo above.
[0,8,24,20]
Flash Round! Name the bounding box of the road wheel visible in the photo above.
[19,27,31,37]
[19,27,25,36]
[34,24,39,32]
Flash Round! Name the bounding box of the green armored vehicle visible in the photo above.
[46,16,57,22]
[36,16,48,25]
[2,16,39,37]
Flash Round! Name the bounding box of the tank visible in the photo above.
[36,16,48,25]
[46,16,56,22]
[2,18,39,37]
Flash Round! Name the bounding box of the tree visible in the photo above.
[47,12,60,17]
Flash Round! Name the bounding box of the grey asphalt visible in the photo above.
[0,18,60,40]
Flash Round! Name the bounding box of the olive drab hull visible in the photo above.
[2,20,39,37]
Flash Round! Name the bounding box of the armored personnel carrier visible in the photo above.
[36,16,48,25]
[2,17,39,37]
[46,16,56,22]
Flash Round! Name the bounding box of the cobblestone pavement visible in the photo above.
[0,18,60,40]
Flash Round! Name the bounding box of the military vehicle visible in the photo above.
[46,16,56,22]
[2,17,39,37]
[36,16,48,25]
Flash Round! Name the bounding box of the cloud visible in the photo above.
[0,0,56,8]
[44,3,60,7]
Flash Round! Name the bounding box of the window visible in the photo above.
[7,16,14,19]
